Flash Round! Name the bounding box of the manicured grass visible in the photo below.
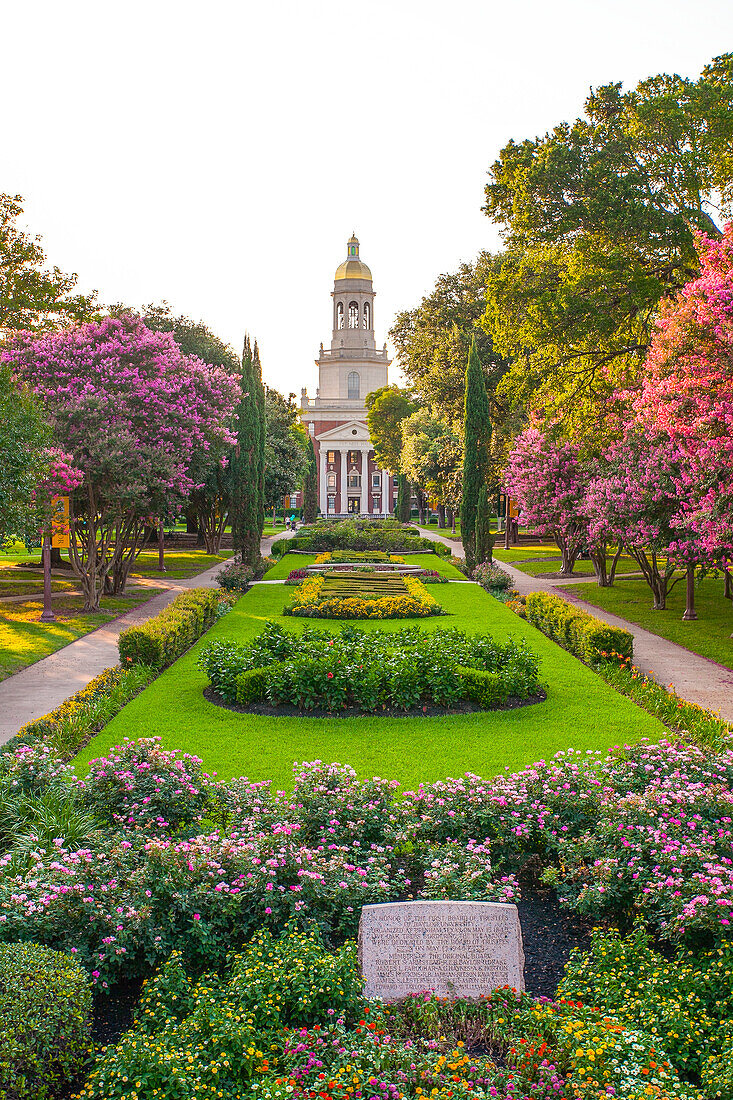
[74,582,665,790]
[130,549,233,579]
[0,541,42,566]
[493,545,638,577]
[562,574,733,670]
[264,552,464,581]
[0,579,74,596]
[0,589,166,681]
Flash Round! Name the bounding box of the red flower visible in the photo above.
[327,672,333,680]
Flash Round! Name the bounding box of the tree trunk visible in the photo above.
[608,544,624,585]
[185,506,198,534]
[682,564,697,620]
[503,495,511,551]
[590,543,609,586]
[447,507,456,534]
[437,504,446,529]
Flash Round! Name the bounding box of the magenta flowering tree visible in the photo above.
[586,427,700,609]
[3,316,239,610]
[504,428,589,576]
[634,223,733,566]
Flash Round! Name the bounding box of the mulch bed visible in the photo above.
[204,686,547,718]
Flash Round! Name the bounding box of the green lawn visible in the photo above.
[0,589,166,681]
[130,549,233,579]
[0,541,42,567]
[493,545,638,577]
[264,552,465,581]
[562,574,733,670]
[74,582,664,790]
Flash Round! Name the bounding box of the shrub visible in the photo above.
[81,737,215,831]
[473,559,512,593]
[118,588,220,669]
[0,942,92,1100]
[525,590,633,665]
[200,624,542,712]
[217,557,253,592]
[235,667,270,704]
[456,666,509,707]
[271,517,450,557]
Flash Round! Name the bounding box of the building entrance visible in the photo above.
[348,497,360,514]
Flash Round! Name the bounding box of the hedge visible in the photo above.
[235,667,270,704]
[0,942,93,1100]
[524,591,633,665]
[456,666,510,708]
[118,588,220,670]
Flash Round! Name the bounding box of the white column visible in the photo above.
[360,448,369,514]
[381,469,390,515]
[340,449,348,515]
[319,449,327,515]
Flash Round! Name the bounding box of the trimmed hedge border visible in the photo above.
[525,591,633,666]
[118,588,220,670]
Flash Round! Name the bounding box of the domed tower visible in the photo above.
[300,234,393,516]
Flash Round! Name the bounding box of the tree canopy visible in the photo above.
[365,386,417,473]
[481,53,733,432]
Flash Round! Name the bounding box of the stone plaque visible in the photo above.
[358,900,524,1001]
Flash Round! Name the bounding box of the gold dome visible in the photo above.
[335,234,372,282]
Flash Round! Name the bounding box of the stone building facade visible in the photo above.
[300,235,394,516]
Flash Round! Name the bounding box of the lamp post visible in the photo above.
[40,533,56,622]
[157,520,166,573]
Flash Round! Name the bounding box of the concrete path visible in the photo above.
[416,527,733,723]
[0,531,295,745]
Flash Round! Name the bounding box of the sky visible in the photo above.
[2,0,731,396]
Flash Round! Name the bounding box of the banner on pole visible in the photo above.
[50,496,70,549]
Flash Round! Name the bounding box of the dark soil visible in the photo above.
[203,685,547,719]
[516,864,596,998]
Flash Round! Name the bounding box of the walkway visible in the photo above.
[0,531,295,745]
[416,527,733,723]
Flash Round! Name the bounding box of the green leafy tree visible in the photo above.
[482,54,733,431]
[263,388,307,512]
[0,363,50,547]
[365,385,417,474]
[396,473,411,523]
[461,338,493,571]
[230,336,264,568]
[302,435,318,523]
[401,409,462,527]
[390,254,509,430]
[132,302,241,373]
[253,341,266,537]
[0,193,96,336]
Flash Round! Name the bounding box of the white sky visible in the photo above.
[2,0,731,395]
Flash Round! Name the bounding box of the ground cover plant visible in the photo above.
[283,573,443,619]
[73,582,665,788]
[199,621,543,712]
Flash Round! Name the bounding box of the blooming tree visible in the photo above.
[635,223,733,564]
[3,316,239,610]
[586,427,700,610]
[504,428,589,576]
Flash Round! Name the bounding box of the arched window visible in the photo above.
[347,371,360,399]
[327,472,336,489]
[363,302,371,329]
[336,302,344,330]
[348,301,359,329]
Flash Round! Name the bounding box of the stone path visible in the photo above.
[416,527,733,723]
[0,531,296,745]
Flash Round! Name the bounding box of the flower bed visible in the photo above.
[199,621,543,712]
[283,572,444,619]
[314,551,405,564]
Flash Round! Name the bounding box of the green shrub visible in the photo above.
[456,666,508,707]
[525,591,632,665]
[118,588,220,669]
[217,558,253,592]
[235,667,270,704]
[0,942,93,1100]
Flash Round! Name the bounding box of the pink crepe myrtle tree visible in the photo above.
[3,316,239,610]
[504,428,604,578]
[586,427,702,611]
[634,223,733,574]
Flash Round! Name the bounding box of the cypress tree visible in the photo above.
[302,435,318,523]
[253,341,266,538]
[475,486,493,566]
[460,337,493,573]
[230,335,262,568]
[396,474,411,523]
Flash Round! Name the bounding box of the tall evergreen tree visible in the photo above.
[460,337,493,572]
[396,474,411,523]
[253,341,266,538]
[302,435,318,523]
[230,335,262,568]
